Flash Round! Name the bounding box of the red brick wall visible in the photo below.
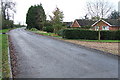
[109,26,120,30]
[93,21,109,30]
[71,21,80,27]
[93,21,120,30]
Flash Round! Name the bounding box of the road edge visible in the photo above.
[7,34,13,78]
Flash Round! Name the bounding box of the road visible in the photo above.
[9,28,118,78]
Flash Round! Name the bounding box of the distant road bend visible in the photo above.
[9,28,118,78]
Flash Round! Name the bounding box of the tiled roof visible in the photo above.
[104,19,120,26]
[76,19,96,26]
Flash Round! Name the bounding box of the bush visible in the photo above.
[30,28,38,31]
[43,26,54,33]
[2,20,13,29]
[57,29,64,36]
[62,29,120,40]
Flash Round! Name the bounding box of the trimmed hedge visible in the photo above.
[62,29,120,40]
[100,30,120,40]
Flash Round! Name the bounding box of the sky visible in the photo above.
[12,0,120,25]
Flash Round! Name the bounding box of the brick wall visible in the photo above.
[71,21,80,27]
[110,26,120,30]
[93,21,109,30]
[93,21,120,30]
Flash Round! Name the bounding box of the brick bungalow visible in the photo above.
[92,19,120,31]
[71,19,95,28]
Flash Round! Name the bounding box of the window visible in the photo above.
[102,26,109,30]
[95,26,99,31]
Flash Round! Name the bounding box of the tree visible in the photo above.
[49,7,64,33]
[1,0,16,29]
[86,0,113,19]
[108,10,120,19]
[26,4,46,30]
[1,0,16,20]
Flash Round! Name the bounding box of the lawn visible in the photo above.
[0,29,10,33]
[0,34,2,79]
[32,31,61,38]
[66,39,120,43]
[0,29,11,78]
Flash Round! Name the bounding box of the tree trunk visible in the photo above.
[98,30,101,40]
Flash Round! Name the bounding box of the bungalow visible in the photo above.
[71,19,95,28]
[92,19,120,31]
[71,19,120,31]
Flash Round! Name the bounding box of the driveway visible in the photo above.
[9,28,118,78]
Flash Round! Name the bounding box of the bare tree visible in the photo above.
[1,0,16,20]
[86,0,113,19]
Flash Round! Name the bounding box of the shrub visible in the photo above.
[57,29,64,36]
[43,26,54,33]
[30,28,38,31]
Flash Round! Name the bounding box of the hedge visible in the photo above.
[62,29,120,40]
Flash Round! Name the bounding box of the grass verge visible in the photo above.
[31,30,61,38]
[64,39,120,43]
[0,34,2,79]
[0,29,10,33]
[0,29,11,78]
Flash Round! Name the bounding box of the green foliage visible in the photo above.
[49,7,64,33]
[26,4,46,30]
[81,26,91,29]
[62,29,98,40]
[2,19,13,29]
[30,28,38,31]
[43,26,54,33]
[14,24,26,28]
[57,29,64,36]
[100,30,120,40]
[43,21,54,32]
[62,29,120,40]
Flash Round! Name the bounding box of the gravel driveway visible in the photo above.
[63,40,119,55]
[9,28,118,78]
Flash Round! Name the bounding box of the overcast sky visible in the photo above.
[12,0,120,25]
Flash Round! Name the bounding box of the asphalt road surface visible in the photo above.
[9,28,119,78]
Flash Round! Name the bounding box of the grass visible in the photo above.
[0,27,17,33]
[32,31,61,38]
[0,34,2,79]
[0,29,11,78]
[65,39,120,43]
[0,29,11,33]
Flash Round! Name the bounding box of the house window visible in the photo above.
[95,26,99,31]
[102,26,109,30]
